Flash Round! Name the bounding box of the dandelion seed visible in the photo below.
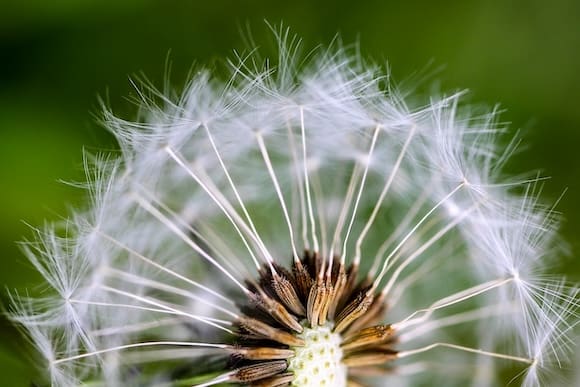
[10,28,578,386]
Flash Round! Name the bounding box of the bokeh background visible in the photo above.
[1,0,579,384]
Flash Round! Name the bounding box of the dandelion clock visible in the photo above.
[10,29,578,386]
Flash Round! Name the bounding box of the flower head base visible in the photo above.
[10,30,578,386]
[210,251,396,386]
[288,323,346,386]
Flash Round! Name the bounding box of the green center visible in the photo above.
[288,323,347,387]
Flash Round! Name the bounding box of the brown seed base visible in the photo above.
[223,251,398,386]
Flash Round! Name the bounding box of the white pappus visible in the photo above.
[10,29,579,387]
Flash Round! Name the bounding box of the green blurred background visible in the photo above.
[1,0,579,384]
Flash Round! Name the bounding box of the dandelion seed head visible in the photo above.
[9,28,578,386]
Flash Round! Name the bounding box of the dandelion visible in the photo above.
[11,29,579,386]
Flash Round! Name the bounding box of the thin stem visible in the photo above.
[393,277,513,331]
[399,304,514,342]
[341,124,381,267]
[380,201,478,295]
[300,106,320,254]
[106,268,239,318]
[397,342,533,365]
[373,182,465,287]
[136,188,247,277]
[196,374,233,387]
[310,170,329,259]
[286,117,309,251]
[255,131,300,261]
[90,317,182,337]
[203,124,275,265]
[69,299,176,316]
[165,146,262,270]
[354,124,416,266]
[98,231,235,303]
[101,285,233,334]
[52,341,228,365]
[133,194,250,294]
[329,163,362,267]
[368,179,433,278]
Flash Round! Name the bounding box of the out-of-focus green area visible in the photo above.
[1,0,579,384]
